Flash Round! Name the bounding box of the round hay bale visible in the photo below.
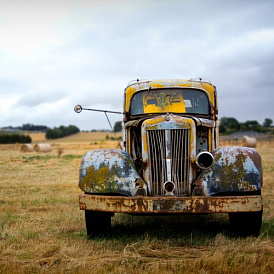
[34,143,52,153]
[242,136,257,148]
[21,144,33,152]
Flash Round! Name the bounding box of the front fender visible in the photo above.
[79,149,146,196]
[194,147,263,196]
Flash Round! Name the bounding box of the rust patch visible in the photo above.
[79,149,146,196]
[80,194,262,213]
[196,147,263,195]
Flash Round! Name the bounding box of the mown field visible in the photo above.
[0,132,273,273]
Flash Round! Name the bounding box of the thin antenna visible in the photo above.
[104,112,122,149]
[74,105,123,149]
[74,105,123,114]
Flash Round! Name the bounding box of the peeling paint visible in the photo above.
[80,194,262,213]
[79,149,146,196]
[141,115,196,193]
[77,79,263,219]
[124,79,216,113]
[194,147,262,195]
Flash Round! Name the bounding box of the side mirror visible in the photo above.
[74,105,82,113]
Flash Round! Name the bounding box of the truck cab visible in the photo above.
[123,79,218,197]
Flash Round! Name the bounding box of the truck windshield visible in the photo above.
[131,88,209,115]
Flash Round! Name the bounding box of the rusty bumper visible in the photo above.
[79,194,262,214]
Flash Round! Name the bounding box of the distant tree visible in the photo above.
[46,128,63,139]
[22,123,48,132]
[219,117,240,134]
[113,121,122,132]
[22,123,32,130]
[263,118,273,127]
[242,120,263,132]
[45,125,80,139]
[0,134,32,144]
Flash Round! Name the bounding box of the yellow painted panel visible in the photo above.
[124,79,217,113]
[203,83,215,104]
[143,92,186,113]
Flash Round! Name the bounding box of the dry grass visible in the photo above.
[27,131,122,143]
[0,135,273,273]
[220,139,274,149]
[26,131,122,151]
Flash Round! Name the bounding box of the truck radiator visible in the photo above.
[147,129,190,196]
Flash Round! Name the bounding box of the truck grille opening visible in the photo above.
[147,129,190,196]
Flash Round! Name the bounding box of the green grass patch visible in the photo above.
[18,251,35,260]
[21,230,39,239]
[23,155,53,161]
[261,218,274,237]
[62,154,83,159]
[22,154,82,162]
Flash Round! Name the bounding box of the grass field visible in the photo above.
[0,132,273,273]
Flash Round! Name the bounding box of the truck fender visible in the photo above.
[193,147,263,196]
[79,149,146,196]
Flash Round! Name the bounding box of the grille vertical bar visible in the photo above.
[147,129,190,196]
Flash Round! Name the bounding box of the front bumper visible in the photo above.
[79,194,262,214]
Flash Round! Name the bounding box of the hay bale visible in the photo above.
[242,136,257,148]
[34,143,52,153]
[21,144,33,152]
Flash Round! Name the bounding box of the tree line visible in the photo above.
[0,133,32,144]
[219,117,273,135]
[1,124,48,132]
[1,117,272,141]
[2,122,122,133]
[0,124,80,143]
[45,125,80,139]
[21,123,49,132]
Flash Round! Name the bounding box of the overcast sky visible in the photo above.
[0,0,273,130]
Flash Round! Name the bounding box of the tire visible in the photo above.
[229,208,263,237]
[85,210,112,237]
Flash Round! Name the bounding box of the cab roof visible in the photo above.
[124,79,217,113]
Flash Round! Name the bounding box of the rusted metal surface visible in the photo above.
[77,79,263,225]
[141,115,196,194]
[196,126,209,153]
[79,149,146,196]
[124,79,217,114]
[192,117,215,127]
[146,128,190,196]
[194,147,263,196]
[79,194,262,213]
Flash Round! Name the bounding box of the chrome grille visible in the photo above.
[147,129,190,196]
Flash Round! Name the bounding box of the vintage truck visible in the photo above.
[75,79,263,237]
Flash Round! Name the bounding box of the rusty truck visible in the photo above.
[75,79,263,237]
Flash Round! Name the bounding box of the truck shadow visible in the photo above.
[107,213,231,240]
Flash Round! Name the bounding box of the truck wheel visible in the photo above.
[229,209,263,237]
[85,210,112,237]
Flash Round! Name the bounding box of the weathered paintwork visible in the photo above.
[79,149,146,196]
[140,114,196,192]
[77,79,263,225]
[193,147,263,196]
[124,79,217,114]
[79,194,262,213]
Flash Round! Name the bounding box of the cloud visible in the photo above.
[14,89,67,107]
[0,0,273,130]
